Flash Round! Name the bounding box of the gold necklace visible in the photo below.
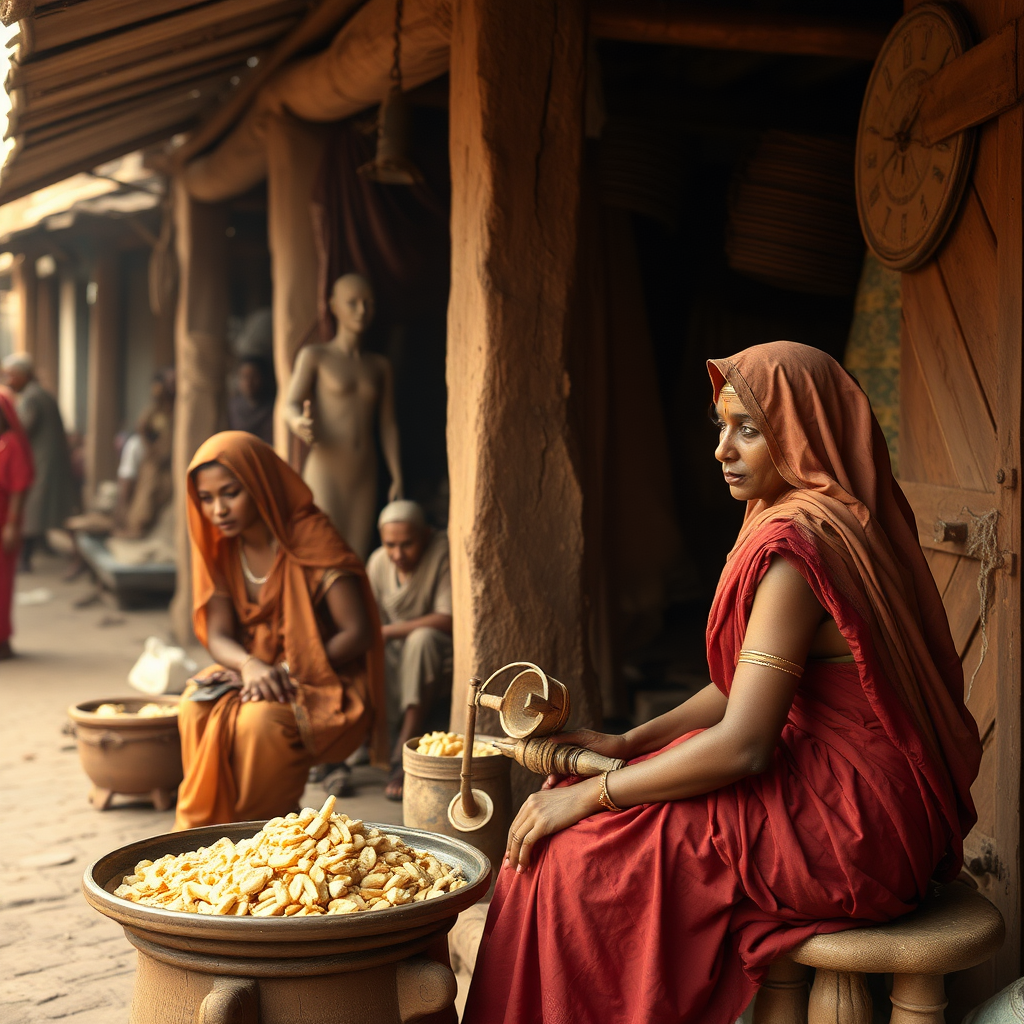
[240,540,276,586]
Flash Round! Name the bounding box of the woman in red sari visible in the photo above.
[464,341,982,1024]
[0,387,34,660]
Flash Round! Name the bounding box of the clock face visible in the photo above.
[855,2,976,271]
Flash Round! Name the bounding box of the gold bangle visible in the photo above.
[598,770,624,812]
[737,649,803,679]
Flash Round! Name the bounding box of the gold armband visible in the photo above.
[736,649,804,679]
[598,770,624,812]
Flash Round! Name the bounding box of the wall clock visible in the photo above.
[855,2,976,271]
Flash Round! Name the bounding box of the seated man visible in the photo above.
[366,500,453,800]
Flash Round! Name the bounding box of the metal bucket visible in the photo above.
[83,821,491,1024]
[68,696,182,810]
[402,736,512,873]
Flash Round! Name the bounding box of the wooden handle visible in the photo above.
[478,693,503,711]
[494,736,626,777]
[459,677,482,819]
[524,692,556,715]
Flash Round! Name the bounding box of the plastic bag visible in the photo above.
[128,636,198,696]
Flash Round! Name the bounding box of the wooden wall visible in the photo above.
[900,0,1022,999]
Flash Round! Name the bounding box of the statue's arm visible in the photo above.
[285,347,317,444]
[377,357,403,500]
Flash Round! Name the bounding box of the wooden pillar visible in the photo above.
[33,270,59,396]
[446,0,600,731]
[10,255,37,357]
[57,273,81,432]
[265,113,327,460]
[169,177,229,643]
[84,254,121,500]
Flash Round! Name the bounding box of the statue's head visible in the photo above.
[330,274,375,336]
[377,500,429,574]
[1,352,33,393]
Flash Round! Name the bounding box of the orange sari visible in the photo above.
[174,431,386,829]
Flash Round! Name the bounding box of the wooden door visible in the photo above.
[899,0,1022,1001]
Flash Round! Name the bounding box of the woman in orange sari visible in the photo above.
[174,431,386,830]
[464,341,982,1024]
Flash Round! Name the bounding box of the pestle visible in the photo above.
[447,677,495,833]
[459,676,482,818]
[494,736,626,777]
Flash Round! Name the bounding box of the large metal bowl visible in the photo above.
[83,820,491,969]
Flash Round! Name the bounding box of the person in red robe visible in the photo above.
[0,386,34,659]
[464,341,982,1024]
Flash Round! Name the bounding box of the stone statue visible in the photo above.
[286,274,402,559]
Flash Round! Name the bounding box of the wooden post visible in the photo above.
[33,270,59,396]
[446,0,601,734]
[84,254,120,500]
[10,255,37,358]
[169,177,229,644]
[265,113,327,461]
[57,272,79,432]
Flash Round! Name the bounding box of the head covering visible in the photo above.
[1,352,33,375]
[378,499,427,530]
[707,341,981,871]
[186,431,387,766]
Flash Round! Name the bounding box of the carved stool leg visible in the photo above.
[808,969,872,1024]
[89,785,114,810]
[150,788,176,812]
[889,973,947,1024]
[754,960,809,1024]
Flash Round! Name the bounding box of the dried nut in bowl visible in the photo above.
[415,730,499,758]
[113,795,468,916]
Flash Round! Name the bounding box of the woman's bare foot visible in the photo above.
[385,763,404,801]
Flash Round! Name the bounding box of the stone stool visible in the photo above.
[755,882,1005,1024]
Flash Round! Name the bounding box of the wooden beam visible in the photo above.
[7,0,302,92]
[589,0,889,61]
[898,479,1008,563]
[447,0,602,740]
[168,0,367,169]
[920,18,1024,146]
[84,253,120,500]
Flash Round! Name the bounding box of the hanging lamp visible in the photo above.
[358,0,423,185]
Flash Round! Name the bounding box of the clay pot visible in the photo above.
[402,736,512,873]
[68,696,182,811]
[83,821,491,1024]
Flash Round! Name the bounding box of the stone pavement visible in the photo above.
[0,554,414,1024]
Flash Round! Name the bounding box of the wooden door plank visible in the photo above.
[925,546,960,594]
[935,188,999,410]
[898,479,999,558]
[964,622,998,738]
[901,267,996,490]
[899,314,961,486]
[942,554,982,654]
[992,82,1023,984]
[972,121,1000,237]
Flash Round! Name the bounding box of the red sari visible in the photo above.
[0,387,34,645]
[464,342,980,1024]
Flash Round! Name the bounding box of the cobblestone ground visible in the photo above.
[0,554,403,1024]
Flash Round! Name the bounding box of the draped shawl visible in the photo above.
[707,341,981,875]
[186,431,387,766]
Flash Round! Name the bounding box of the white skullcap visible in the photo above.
[2,352,34,373]
[377,500,427,530]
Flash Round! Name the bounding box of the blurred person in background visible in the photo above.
[1,354,75,572]
[0,387,34,659]
[366,500,453,801]
[228,356,276,446]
